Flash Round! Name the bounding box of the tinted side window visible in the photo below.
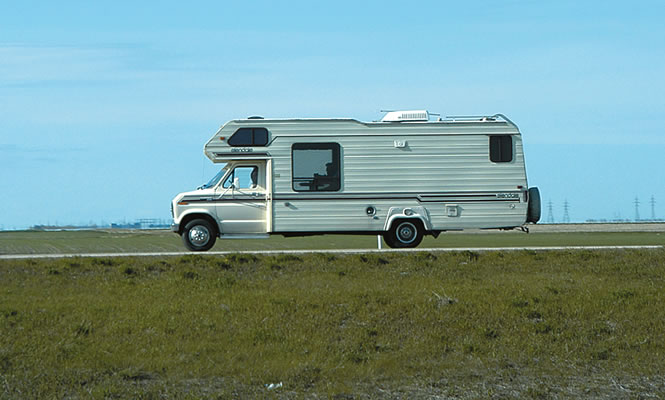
[228,128,269,146]
[292,143,341,192]
[228,128,253,146]
[489,135,513,162]
[253,128,268,146]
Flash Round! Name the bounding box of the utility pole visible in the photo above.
[634,196,640,221]
[547,200,554,223]
[562,200,570,223]
[651,195,656,220]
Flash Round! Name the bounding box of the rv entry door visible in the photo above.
[216,162,268,234]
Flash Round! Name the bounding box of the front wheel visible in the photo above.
[384,219,424,248]
[182,219,217,251]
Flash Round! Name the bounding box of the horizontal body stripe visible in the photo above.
[181,196,267,202]
[181,191,522,203]
[213,152,271,158]
[276,191,521,203]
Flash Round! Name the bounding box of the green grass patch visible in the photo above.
[1,229,664,254]
[1,250,665,397]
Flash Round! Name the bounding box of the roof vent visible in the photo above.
[247,115,264,119]
[380,110,429,122]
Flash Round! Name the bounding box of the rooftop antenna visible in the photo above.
[634,196,640,221]
[375,110,395,122]
[547,199,554,223]
[562,200,570,223]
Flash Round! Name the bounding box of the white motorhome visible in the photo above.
[171,111,540,251]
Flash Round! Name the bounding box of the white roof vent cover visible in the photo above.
[381,110,429,122]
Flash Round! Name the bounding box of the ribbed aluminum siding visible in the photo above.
[205,119,529,232]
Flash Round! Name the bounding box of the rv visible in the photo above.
[171,111,540,251]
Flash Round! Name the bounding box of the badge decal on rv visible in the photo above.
[231,148,254,153]
[496,193,520,199]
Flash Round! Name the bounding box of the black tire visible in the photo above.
[527,187,541,223]
[384,219,424,248]
[181,218,217,251]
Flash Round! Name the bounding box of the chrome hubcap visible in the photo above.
[189,225,210,246]
[397,222,417,244]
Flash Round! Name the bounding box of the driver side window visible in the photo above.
[222,166,258,189]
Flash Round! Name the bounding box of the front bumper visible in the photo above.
[171,223,179,233]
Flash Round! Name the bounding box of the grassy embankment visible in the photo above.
[1,229,664,254]
[1,249,665,398]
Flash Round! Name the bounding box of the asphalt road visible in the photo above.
[1,245,663,260]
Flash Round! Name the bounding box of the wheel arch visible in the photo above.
[178,211,220,236]
[383,206,432,233]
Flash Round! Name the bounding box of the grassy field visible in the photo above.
[1,229,664,254]
[1,249,665,398]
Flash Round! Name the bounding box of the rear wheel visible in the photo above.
[384,219,424,248]
[182,218,217,251]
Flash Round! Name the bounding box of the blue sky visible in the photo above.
[1,1,664,229]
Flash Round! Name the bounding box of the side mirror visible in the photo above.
[233,177,239,188]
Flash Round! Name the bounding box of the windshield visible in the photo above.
[199,166,228,189]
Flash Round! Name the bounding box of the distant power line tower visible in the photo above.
[562,200,570,223]
[634,196,640,221]
[651,195,656,220]
[547,200,554,223]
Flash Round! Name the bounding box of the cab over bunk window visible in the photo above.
[292,143,341,191]
[228,128,269,146]
[489,135,513,163]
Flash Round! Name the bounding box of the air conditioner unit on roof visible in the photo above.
[381,110,429,122]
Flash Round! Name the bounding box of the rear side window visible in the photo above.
[228,128,269,146]
[489,135,513,162]
[292,143,341,191]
